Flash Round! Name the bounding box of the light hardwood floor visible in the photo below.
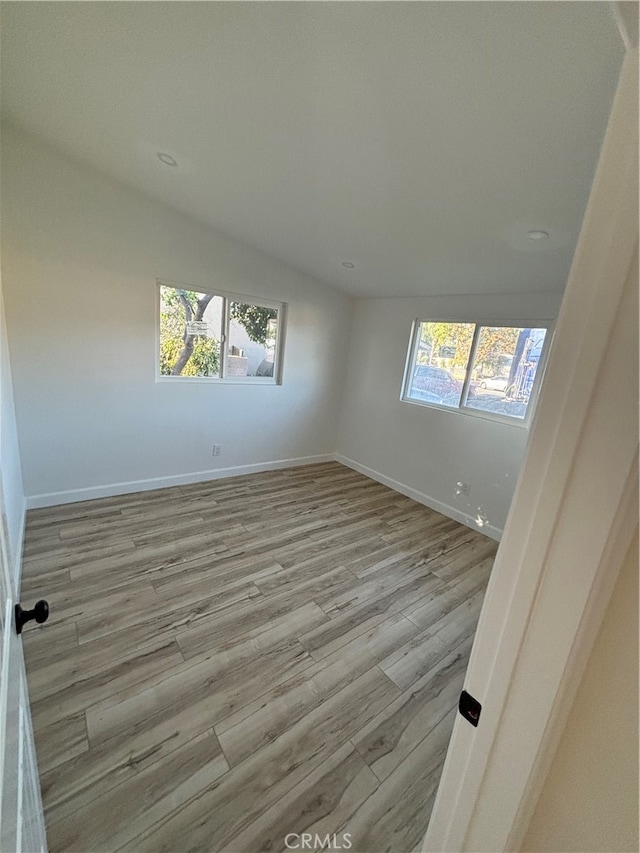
[21,462,497,853]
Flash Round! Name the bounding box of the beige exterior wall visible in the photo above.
[522,529,639,853]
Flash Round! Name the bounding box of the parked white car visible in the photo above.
[478,375,509,392]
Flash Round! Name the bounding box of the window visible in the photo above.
[403,320,550,423]
[158,282,284,382]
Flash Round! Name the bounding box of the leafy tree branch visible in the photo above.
[230,303,277,346]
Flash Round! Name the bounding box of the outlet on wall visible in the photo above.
[212,444,221,457]
[456,481,471,496]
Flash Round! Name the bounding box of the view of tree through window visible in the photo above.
[407,322,474,406]
[405,321,549,421]
[159,285,283,380]
[160,288,222,377]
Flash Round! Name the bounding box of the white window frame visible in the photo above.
[156,279,286,385]
[401,318,554,427]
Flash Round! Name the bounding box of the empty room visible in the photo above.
[0,3,637,853]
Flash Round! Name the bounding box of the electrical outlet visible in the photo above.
[212,444,221,457]
[456,481,471,496]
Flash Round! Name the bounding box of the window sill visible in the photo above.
[156,376,281,386]
[401,395,530,428]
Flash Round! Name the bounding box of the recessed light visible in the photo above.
[527,230,549,241]
[157,152,178,167]
[341,261,355,268]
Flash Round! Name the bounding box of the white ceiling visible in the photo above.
[0,2,624,298]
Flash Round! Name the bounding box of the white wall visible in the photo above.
[1,125,353,504]
[0,123,563,537]
[336,292,562,538]
[522,529,638,853]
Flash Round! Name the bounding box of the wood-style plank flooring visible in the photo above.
[21,462,497,852]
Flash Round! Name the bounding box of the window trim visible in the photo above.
[156,279,286,385]
[401,317,554,427]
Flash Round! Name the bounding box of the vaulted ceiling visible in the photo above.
[0,2,624,297]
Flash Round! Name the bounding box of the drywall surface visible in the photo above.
[0,282,24,575]
[522,530,639,853]
[336,292,562,537]
[1,126,352,502]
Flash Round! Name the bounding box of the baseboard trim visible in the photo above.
[334,454,503,541]
[25,454,335,510]
[24,452,503,540]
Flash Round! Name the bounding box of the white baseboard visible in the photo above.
[25,454,335,510]
[334,454,503,541]
[24,451,503,541]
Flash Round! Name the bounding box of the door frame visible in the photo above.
[424,44,638,853]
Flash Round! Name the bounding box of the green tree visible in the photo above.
[230,303,277,346]
[419,323,520,377]
[423,322,474,368]
[474,327,519,376]
[160,288,219,376]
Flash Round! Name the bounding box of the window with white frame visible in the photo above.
[402,320,550,423]
[158,282,284,382]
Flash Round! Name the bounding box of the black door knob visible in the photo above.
[15,600,49,634]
